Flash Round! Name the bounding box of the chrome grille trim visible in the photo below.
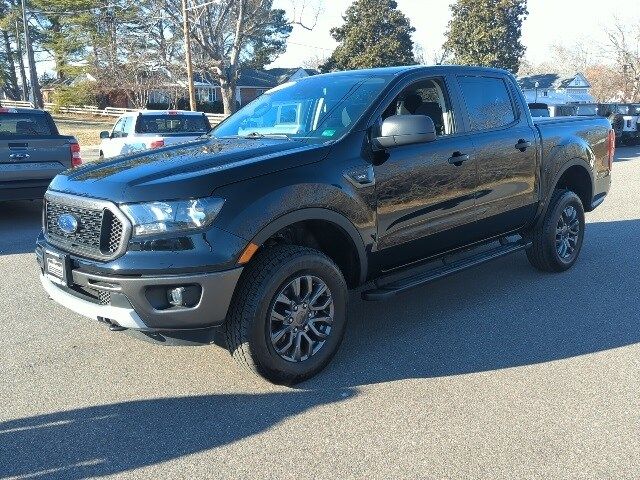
[44,191,132,261]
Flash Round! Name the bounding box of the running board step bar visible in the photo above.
[362,240,532,301]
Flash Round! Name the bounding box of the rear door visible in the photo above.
[455,74,538,236]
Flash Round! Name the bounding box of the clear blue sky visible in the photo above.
[271,0,640,68]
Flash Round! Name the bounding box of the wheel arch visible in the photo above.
[249,208,369,287]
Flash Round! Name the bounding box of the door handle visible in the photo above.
[515,139,531,152]
[9,153,30,159]
[448,152,470,166]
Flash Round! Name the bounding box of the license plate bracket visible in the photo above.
[44,250,70,286]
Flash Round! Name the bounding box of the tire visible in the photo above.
[526,189,585,272]
[224,245,348,384]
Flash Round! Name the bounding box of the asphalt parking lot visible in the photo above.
[1,147,639,479]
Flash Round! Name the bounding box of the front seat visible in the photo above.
[415,102,444,135]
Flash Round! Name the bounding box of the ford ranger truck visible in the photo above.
[36,66,613,384]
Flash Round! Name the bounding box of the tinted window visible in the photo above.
[0,113,53,137]
[458,76,515,131]
[136,115,210,134]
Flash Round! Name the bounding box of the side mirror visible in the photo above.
[99,131,110,139]
[373,115,437,149]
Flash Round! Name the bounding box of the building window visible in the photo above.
[543,90,548,97]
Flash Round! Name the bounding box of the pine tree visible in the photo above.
[321,0,415,72]
[444,0,528,73]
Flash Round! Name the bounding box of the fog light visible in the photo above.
[168,287,185,306]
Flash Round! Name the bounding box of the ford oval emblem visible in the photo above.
[57,213,79,234]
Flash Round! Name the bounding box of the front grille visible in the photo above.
[46,202,103,251]
[44,194,129,260]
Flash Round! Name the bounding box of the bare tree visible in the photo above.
[164,0,318,114]
[605,19,640,102]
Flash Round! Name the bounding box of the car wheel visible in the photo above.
[526,189,585,272]
[225,244,348,384]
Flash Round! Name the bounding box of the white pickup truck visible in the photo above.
[98,110,211,159]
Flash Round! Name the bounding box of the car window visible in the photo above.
[458,76,516,131]
[135,115,210,134]
[112,117,126,138]
[381,77,454,136]
[0,113,53,137]
[121,116,133,137]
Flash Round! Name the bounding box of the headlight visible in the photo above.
[121,197,225,237]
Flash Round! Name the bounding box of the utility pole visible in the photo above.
[15,20,28,101]
[181,0,196,111]
[21,0,41,108]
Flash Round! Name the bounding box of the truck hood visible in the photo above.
[49,136,331,203]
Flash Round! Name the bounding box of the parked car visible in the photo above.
[528,102,550,117]
[0,107,81,201]
[37,66,613,384]
[98,110,211,159]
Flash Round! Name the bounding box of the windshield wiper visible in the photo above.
[241,132,292,140]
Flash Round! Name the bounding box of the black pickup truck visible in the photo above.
[36,66,613,383]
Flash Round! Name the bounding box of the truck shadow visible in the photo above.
[0,200,42,255]
[1,219,638,478]
[0,390,354,479]
[315,218,640,388]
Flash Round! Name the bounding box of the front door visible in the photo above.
[373,77,478,269]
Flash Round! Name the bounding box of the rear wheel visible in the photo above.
[225,245,348,384]
[526,190,585,272]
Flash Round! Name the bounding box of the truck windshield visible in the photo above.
[0,113,53,138]
[213,74,391,141]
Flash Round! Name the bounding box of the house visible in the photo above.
[40,73,98,104]
[518,73,594,105]
[149,67,318,107]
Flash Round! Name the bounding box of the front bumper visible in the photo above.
[37,245,243,331]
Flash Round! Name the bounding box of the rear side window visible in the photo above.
[136,115,210,134]
[0,113,54,137]
[457,76,515,131]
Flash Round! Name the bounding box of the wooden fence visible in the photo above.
[0,100,229,126]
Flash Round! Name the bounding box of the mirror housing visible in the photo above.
[373,115,437,149]
[99,130,110,139]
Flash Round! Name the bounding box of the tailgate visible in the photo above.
[0,110,73,182]
[0,138,72,181]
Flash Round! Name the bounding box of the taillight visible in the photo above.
[607,129,615,170]
[70,142,82,167]
[150,139,165,149]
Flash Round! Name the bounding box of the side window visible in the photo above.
[457,76,515,131]
[381,78,454,136]
[111,117,126,138]
[121,116,132,137]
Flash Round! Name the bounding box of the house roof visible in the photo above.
[518,73,591,90]
[193,67,318,88]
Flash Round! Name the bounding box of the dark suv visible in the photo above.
[37,66,613,383]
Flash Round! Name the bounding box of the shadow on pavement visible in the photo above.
[1,216,638,477]
[0,200,42,256]
[614,145,640,162]
[0,390,354,479]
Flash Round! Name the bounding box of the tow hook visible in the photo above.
[97,316,128,332]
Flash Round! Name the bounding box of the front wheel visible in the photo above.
[224,245,348,384]
[526,189,585,272]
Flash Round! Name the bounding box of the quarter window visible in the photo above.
[458,76,516,131]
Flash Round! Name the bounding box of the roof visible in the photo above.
[518,73,591,90]
[193,67,319,88]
